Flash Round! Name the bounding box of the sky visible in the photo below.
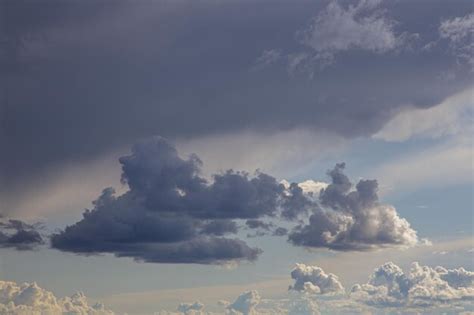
[0,0,473,314]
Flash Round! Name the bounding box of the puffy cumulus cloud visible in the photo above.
[53,137,326,264]
[439,13,474,67]
[51,138,425,263]
[350,262,474,309]
[161,261,473,314]
[227,290,260,315]
[0,219,44,250]
[289,163,422,251]
[0,280,114,315]
[290,263,345,295]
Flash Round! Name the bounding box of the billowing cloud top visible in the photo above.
[290,263,345,295]
[351,261,474,307]
[50,137,423,264]
[289,163,422,250]
[0,280,114,315]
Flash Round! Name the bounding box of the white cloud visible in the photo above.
[162,258,474,314]
[289,263,345,295]
[0,280,114,315]
[300,0,398,55]
[350,261,474,308]
[439,13,474,67]
[373,87,473,142]
[370,87,474,193]
[227,290,260,315]
[297,181,328,197]
[286,0,410,74]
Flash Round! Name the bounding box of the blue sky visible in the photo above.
[0,0,473,314]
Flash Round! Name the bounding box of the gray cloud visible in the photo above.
[177,301,204,315]
[288,163,422,250]
[0,219,43,250]
[51,137,278,264]
[50,137,425,262]
[2,0,473,213]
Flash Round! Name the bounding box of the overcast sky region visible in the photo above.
[0,0,473,314]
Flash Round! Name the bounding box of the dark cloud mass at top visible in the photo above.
[1,0,473,206]
[51,137,422,263]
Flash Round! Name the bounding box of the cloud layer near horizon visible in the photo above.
[2,260,472,314]
[0,280,114,315]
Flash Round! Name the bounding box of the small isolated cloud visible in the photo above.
[227,290,260,315]
[289,263,345,295]
[177,301,205,315]
[439,13,474,67]
[351,262,474,308]
[288,163,422,251]
[0,280,114,315]
[0,219,44,250]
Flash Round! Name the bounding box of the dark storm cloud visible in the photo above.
[288,163,421,250]
[1,0,473,209]
[51,137,283,263]
[51,137,424,262]
[245,219,273,231]
[281,182,314,220]
[0,219,44,250]
[201,220,238,236]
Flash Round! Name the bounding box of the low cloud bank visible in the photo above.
[0,280,114,315]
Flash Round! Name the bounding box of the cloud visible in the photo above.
[282,0,422,76]
[0,280,114,315]
[439,13,474,67]
[288,163,422,251]
[171,260,473,314]
[53,136,319,264]
[227,290,260,315]
[0,219,44,250]
[49,137,425,263]
[298,0,401,59]
[4,0,473,210]
[177,301,205,315]
[289,263,345,295]
[350,261,474,308]
[373,87,473,142]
